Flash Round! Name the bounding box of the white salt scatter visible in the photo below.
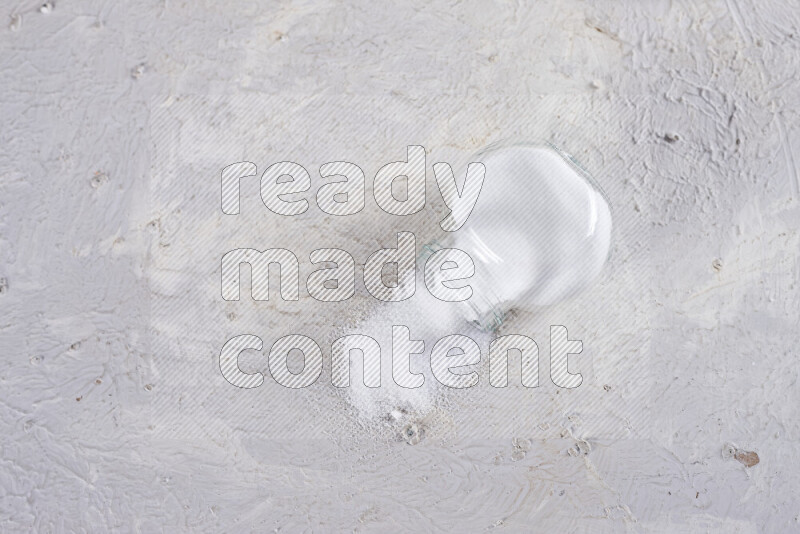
[338,279,493,423]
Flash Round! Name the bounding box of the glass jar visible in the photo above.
[420,140,613,331]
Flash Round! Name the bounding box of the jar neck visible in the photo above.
[419,238,507,332]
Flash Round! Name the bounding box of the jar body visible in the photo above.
[422,141,613,331]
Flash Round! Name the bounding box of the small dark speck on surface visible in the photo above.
[131,63,147,79]
[8,14,21,31]
[734,450,760,467]
[402,423,422,445]
[91,171,108,189]
[663,133,680,143]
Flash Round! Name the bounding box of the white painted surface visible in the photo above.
[1,0,799,532]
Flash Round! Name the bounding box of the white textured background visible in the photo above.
[1,0,799,532]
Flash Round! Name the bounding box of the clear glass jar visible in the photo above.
[420,140,613,331]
